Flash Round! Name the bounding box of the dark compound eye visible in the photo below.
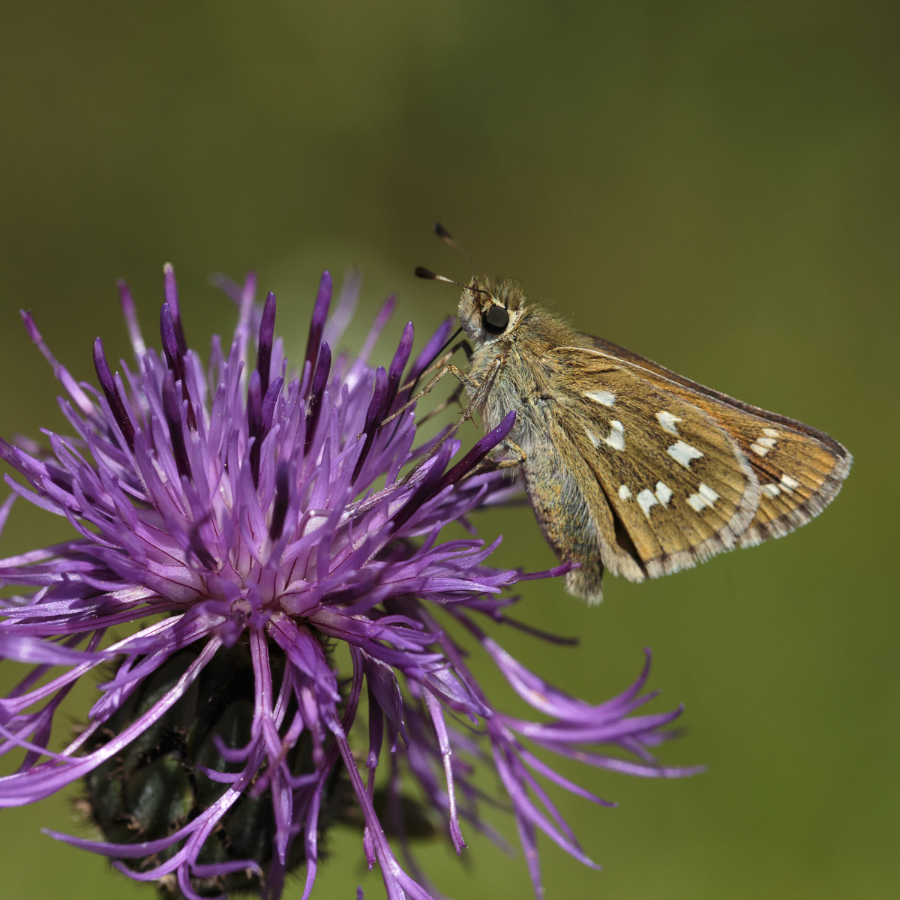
[482,305,509,335]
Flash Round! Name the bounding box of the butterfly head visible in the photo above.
[459,276,526,349]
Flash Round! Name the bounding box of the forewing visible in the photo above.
[548,346,760,579]
[572,334,852,546]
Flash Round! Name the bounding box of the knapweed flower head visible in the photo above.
[0,267,694,900]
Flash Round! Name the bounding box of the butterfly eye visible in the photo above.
[482,305,509,335]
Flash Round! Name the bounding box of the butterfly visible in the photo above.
[415,228,852,601]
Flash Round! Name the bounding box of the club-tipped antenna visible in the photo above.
[432,222,489,278]
[414,266,493,299]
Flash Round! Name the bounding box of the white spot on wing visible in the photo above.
[656,411,681,435]
[655,481,673,506]
[585,421,625,452]
[618,484,632,500]
[637,489,658,517]
[606,420,625,451]
[585,389,616,407]
[687,482,719,512]
[751,434,778,457]
[667,440,704,468]
[751,429,780,456]
[780,474,800,492]
[762,483,781,497]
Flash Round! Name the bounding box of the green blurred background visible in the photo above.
[1,3,897,899]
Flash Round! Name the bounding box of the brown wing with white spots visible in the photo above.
[547,346,761,581]
[572,334,852,548]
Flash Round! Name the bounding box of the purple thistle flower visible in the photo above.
[0,267,697,900]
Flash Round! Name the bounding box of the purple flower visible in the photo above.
[0,267,696,900]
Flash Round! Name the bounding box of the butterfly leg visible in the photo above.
[471,437,527,476]
[394,347,454,396]
[380,359,479,430]
[398,357,507,484]
[388,338,472,419]
[415,379,466,427]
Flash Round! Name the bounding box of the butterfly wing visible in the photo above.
[536,342,850,599]
[572,334,852,546]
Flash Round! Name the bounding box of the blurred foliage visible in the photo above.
[1,3,897,899]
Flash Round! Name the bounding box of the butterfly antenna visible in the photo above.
[432,222,489,279]
[414,267,493,300]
